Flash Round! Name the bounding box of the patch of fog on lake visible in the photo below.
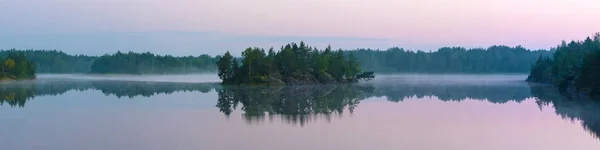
[37,73,221,83]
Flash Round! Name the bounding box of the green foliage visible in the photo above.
[216,42,375,85]
[0,51,36,80]
[1,50,217,74]
[345,53,361,81]
[217,52,235,84]
[0,49,96,73]
[575,51,600,95]
[90,51,217,74]
[527,33,600,96]
[348,46,552,73]
[527,55,553,83]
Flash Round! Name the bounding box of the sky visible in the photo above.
[1,0,599,56]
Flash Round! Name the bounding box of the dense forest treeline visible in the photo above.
[348,46,553,73]
[0,50,219,74]
[0,52,36,80]
[217,42,375,85]
[90,51,217,74]
[527,33,600,96]
[0,49,96,73]
[4,43,552,75]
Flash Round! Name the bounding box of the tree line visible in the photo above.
[0,52,36,80]
[216,42,375,85]
[348,46,552,73]
[527,33,600,96]
[0,49,96,73]
[89,51,217,74]
[4,44,553,75]
[0,50,219,74]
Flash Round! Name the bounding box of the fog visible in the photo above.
[37,74,221,83]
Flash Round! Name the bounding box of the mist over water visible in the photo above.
[37,73,221,83]
[1,74,599,150]
[372,74,527,85]
[36,73,528,84]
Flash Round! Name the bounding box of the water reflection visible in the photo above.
[1,79,600,140]
[217,85,373,126]
[0,79,218,107]
[371,83,531,103]
[530,85,600,139]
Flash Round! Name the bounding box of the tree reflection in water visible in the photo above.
[530,84,600,140]
[1,79,600,139]
[0,79,218,107]
[216,85,374,126]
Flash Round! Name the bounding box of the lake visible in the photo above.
[1,74,599,150]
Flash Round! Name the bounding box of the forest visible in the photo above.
[3,44,552,75]
[527,33,600,96]
[89,51,217,74]
[348,46,553,73]
[0,49,96,73]
[0,49,218,74]
[0,52,36,80]
[216,42,375,85]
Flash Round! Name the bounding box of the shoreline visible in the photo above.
[0,77,36,83]
[0,78,15,82]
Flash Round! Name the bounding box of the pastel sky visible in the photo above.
[1,0,599,56]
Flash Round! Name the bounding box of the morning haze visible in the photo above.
[2,1,600,150]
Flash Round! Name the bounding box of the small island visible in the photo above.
[0,52,36,81]
[216,42,375,85]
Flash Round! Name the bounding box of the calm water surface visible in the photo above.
[1,74,599,150]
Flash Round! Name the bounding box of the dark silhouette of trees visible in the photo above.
[3,42,554,75]
[216,42,375,85]
[217,52,235,84]
[527,33,600,96]
[89,51,217,74]
[1,50,217,74]
[348,46,552,73]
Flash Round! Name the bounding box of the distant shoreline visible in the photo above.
[0,78,36,83]
[0,78,15,82]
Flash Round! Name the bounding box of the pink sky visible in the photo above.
[1,0,599,55]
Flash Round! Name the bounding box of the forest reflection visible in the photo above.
[0,79,599,139]
[0,79,218,107]
[216,85,373,126]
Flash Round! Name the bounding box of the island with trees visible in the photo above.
[0,52,36,81]
[527,33,600,96]
[216,42,375,85]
